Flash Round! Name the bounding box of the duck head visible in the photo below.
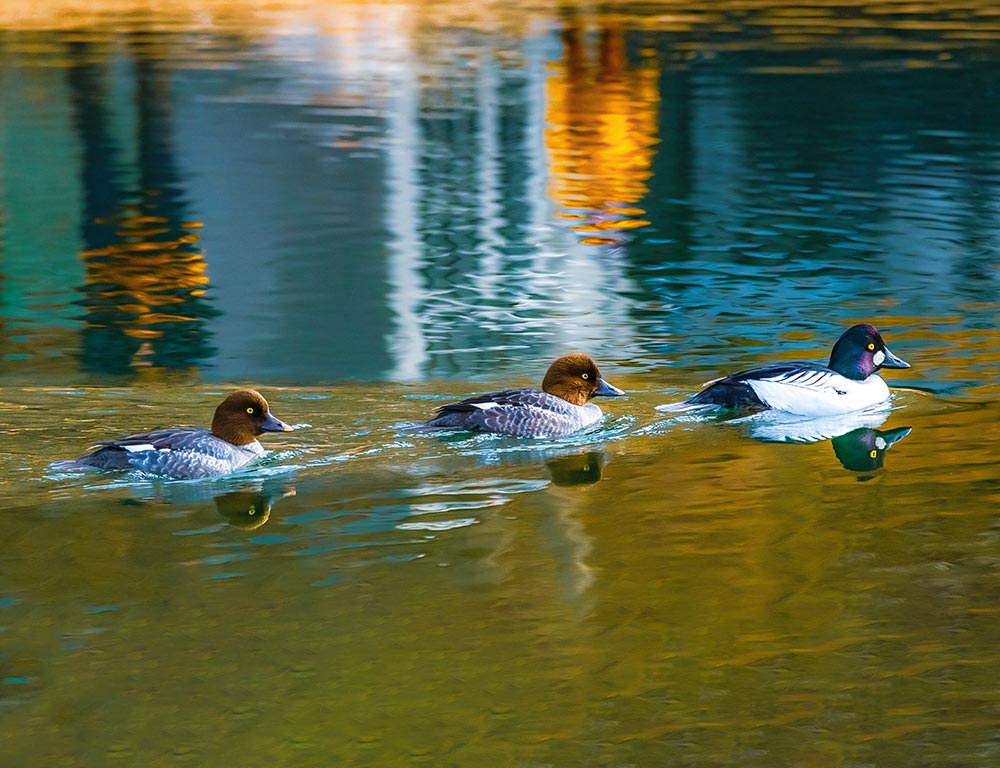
[828,324,909,381]
[541,353,624,406]
[211,389,294,446]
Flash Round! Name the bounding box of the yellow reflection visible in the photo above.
[545,21,660,244]
[79,206,213,372]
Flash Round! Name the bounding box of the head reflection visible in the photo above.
[214,486,296,530]
[831,426,912,477]
[466,446,608,487]
[545,451,605,486]
[125,478,296,529]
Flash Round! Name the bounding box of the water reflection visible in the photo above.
[119,476,297,529]
[66,36,215,375]
[742,406,912,474]
[1,5,998,385]
[546,19,658,245]
[464,444,607,486]
[214,485,296,529]
[831,425,912,475]
[545,450,605,486]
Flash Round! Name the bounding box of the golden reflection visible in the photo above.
[3,0,997,51]
[544,20,659,245]
[78,208,212,372]
[62,31,217,375]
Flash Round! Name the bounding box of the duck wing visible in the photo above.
[91,427,211,452]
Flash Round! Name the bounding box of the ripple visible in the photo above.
[397,518,478,531]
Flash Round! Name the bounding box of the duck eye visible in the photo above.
[581,373,589,380]
[869,449,878,459]
[248,505,256,516]
[867,343,876,351]
[246,407,255,414]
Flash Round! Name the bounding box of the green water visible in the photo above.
[3,0,1000,765]
[3,383,1000,765]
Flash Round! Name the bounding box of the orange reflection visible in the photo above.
[545,21,660,244]
[78,207,213,372]
[65,35,217,376]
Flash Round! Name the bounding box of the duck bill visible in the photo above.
[879,426,912,449]
[593,378,625,397]
[879,346,910,369]
[260,412,295,432]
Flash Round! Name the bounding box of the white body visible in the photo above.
[747,370,891,417]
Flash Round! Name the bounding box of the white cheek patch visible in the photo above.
[123,444,155,453]
[875,437,887,450]
[873,349,885,366]
[471,402,500,410]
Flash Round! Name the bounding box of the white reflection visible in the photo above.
[741,403,895,444]
[385,26,427,381]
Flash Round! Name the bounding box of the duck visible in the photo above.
[656,323,910,417]
[52,389,294,479]
[423,353,624,438]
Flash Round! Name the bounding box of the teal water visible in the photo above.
[2,2,1000,765]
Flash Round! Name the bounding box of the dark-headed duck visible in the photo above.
[657,324,910,417]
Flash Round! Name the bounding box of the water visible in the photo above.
[2,1,1000,765]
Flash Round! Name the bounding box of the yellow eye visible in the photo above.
[248,505,256,516]
[869,449,878,459]
[867,343,876,351]
[246,407,254,414]
[581,373,589,380]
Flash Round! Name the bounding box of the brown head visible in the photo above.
[210,389,294,446]
[540,353,625,406]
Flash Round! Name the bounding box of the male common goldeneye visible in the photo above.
[830,425,912,474]
[52,389,294,479]
[423,353,624,438]
[657,323,910,417]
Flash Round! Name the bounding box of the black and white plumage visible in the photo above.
[658,324,910,417]
[424,353,624,438]
[51,389,294,479]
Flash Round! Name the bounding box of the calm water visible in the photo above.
[2,1,1000,765]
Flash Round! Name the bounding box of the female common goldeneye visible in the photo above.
[423,353,624,438]
[52,389,294,479]
[657,324,910,417]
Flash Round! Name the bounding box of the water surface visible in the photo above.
[2,1,1000,765]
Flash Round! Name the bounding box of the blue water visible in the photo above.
[2,11,998,390]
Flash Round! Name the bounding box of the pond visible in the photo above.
[2,1,1000,765]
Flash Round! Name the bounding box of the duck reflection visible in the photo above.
[125,478,296,529]
[213,485,297,530]
[743,408,912,476]
[477,447,605,598]
[831,426,912,475]
[544,451,605,486]
[461,446,607,487]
